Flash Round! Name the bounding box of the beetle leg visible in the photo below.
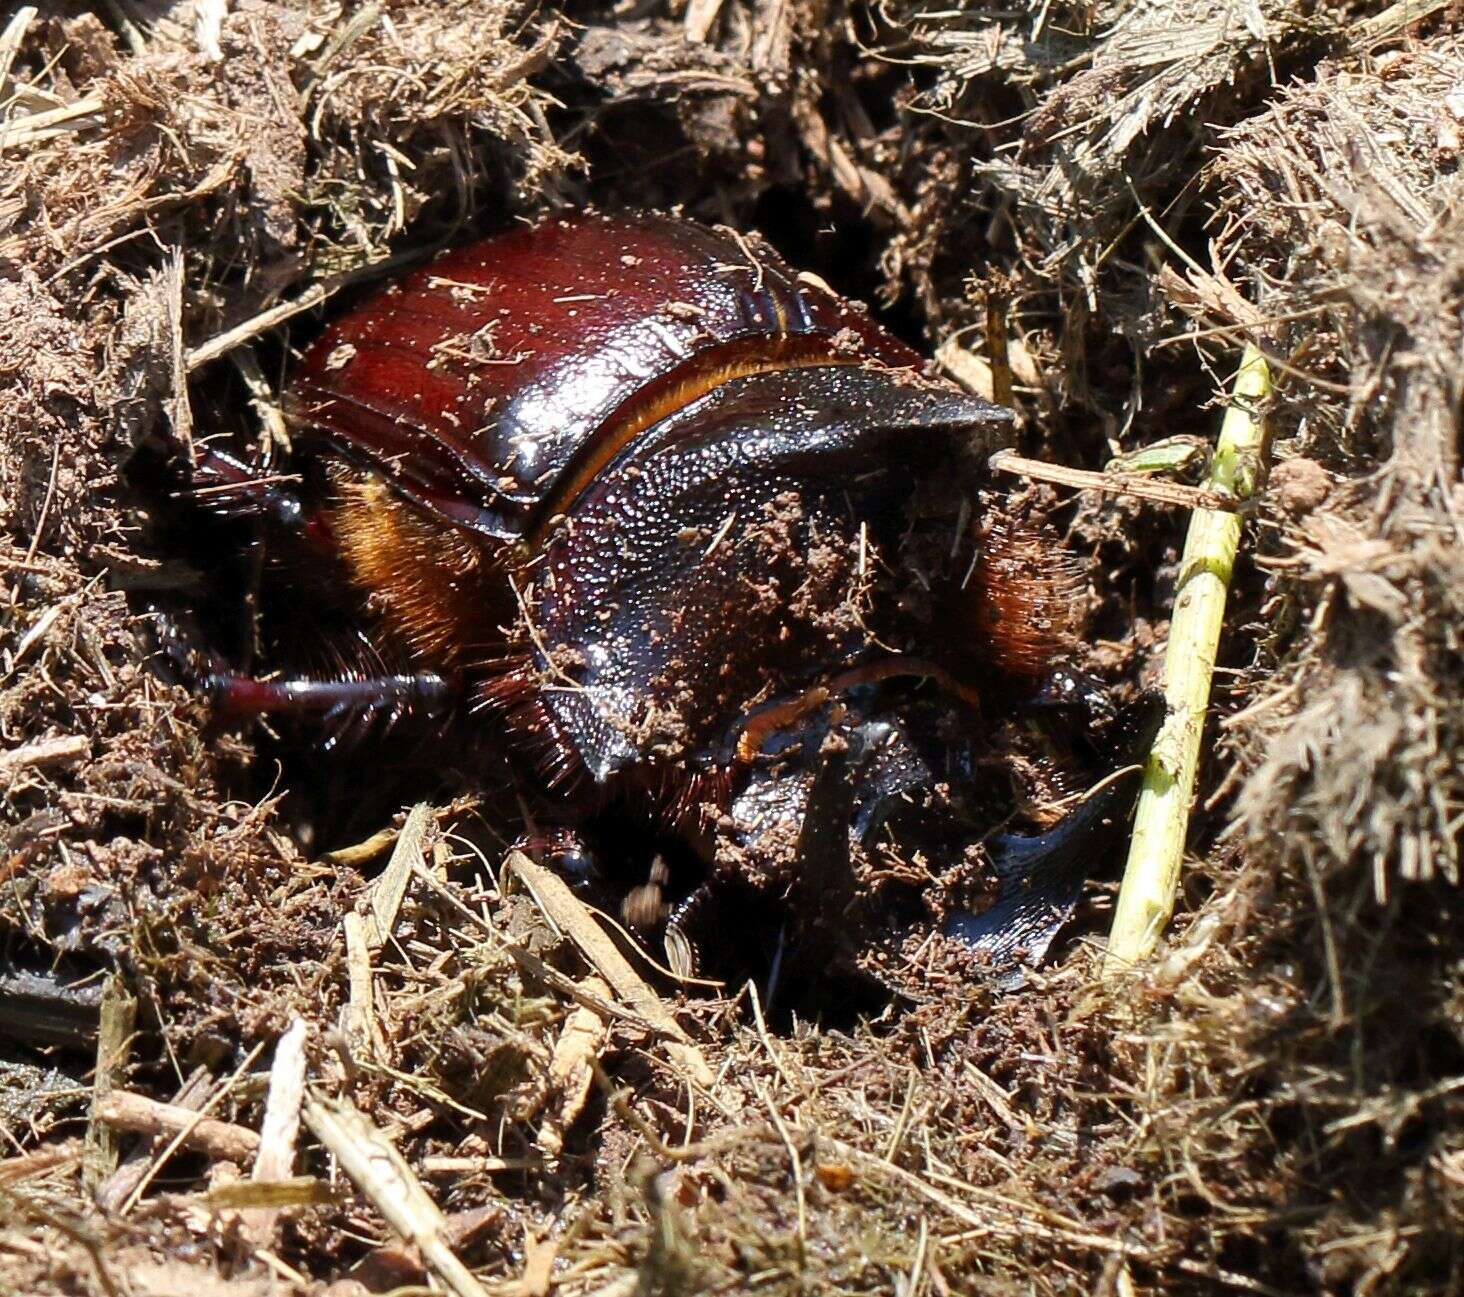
[207,670,453,747]
[664,882,717,979]
[142,440,344,672]
[148,603,224,690]
[530,828,605,893]
[530,829,679,944]
[943,766,1142,985]
[180,442,337,559]
[620,854,671,934]
[944,688,1166,983]
[764,920,791,1011]
[1023,664,1117,726]
[1022,671,1169,769]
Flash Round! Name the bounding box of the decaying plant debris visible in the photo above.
[2,2,1461,1294]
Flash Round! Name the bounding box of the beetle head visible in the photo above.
[514,365,1012,790]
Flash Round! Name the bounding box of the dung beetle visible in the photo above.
[167,211,1146,995]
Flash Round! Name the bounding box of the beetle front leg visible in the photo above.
[1023,665,1118,729]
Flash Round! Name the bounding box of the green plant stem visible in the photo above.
[1103,343,1271,976]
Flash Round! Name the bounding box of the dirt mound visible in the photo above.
[2,3,1460,1294]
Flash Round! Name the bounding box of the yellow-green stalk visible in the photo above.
[1103,344,1271,975]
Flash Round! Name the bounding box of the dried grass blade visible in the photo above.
[536,975,611,1156]
[342,911,383,1063]
[367,802,433,948]
[83,974,135,1189]
[303,1092,490,1297]
[507,853,714,1089]
[0,1140,82,1187]
[0,7,38,94]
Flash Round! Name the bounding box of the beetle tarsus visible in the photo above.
[181,442,293,524]
[664,882,717,979]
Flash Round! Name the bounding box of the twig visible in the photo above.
[120,1042,265,1211]
[828,1139,1150,1256]
[203,1176,339,1210]
[185,281,334,372]
[232,345,292,454]
[323,824,399,867]
[303,1092,491,1297]
[297,2,382,93]
[95,1090,260,1163]
[1,599,71,683]
[166,248,192,452]
[323,801,473,868]
[747,981,799,1094]
[521,1230,559,1297]
[246,1017,309,1242]
[97,1068,211,1212]
[0,734,89,780]
[683,0,726,42]
[904,1217,930,1297]
[1103,345,1271,975]
[101,0,148,54]
[962,1062,1022,1132]
[587,1058,677,1162]
[987,449,1244,512]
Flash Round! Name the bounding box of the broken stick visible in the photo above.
[94,1090,260,1163]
